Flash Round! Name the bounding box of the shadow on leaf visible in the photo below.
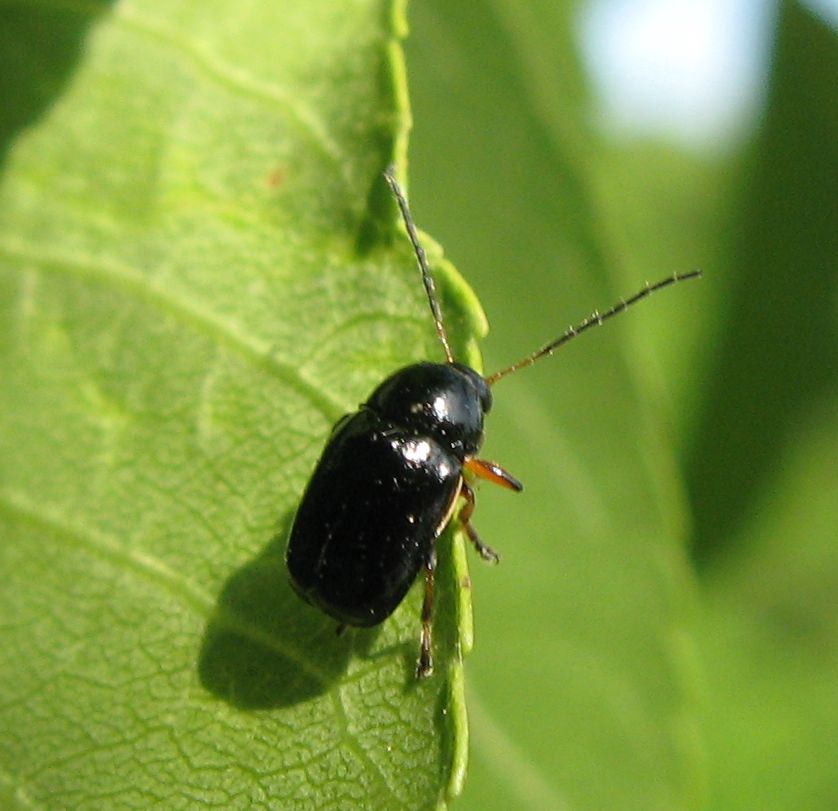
[0,1,117,170]
[199,511,376,709]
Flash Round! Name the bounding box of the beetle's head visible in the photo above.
[366,361,491,459]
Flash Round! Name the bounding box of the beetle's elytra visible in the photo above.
[286,168,701,677]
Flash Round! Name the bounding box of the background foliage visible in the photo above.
[1,0,835,809]
[407,2,837,809]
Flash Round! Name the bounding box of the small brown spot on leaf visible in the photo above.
[266,165,287,188]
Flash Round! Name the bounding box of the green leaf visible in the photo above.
[406,3,702,810]
[0,1,481,808]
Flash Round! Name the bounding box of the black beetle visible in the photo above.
[286,168,700,677]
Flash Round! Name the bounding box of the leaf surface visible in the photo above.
[0,1,479,808]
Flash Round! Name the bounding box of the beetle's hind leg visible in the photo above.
[416,548,437,678]
[460,481,500,563]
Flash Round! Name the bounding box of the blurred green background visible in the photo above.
[406,1,837,809]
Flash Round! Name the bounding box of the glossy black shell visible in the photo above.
[286,361,491,626]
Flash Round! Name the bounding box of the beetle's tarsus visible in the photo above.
[460,481,502,564]
[416,549,437,679]
[416,651,434,679]
[477,542,500,564]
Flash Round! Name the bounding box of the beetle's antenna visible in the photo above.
[485,270,702,386]
[384,168,454,363]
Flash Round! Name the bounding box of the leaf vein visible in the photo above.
[0,239,347,422]
[17,0,351,184]
[0,486,215,615]
[0,488,340,688]
[329,690,406,805]
[114,7,352,184]
[0,766,45,811]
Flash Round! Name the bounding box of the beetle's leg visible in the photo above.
[464,458,523,492]
[460,481,500,563]
[417,548,437,679]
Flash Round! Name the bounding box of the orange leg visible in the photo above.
[460,481,500,563]
[464,458,523,492]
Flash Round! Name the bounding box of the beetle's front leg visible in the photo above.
[464,457,523,492]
